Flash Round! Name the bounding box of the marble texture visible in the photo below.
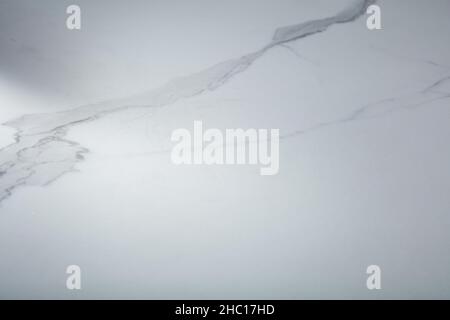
[0,0,375,202]
[1,0,450,299]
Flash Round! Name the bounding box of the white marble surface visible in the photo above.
[1,0,450,298]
